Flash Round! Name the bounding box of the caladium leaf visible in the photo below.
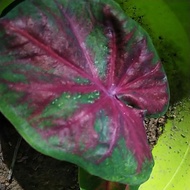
[0,0,169,186]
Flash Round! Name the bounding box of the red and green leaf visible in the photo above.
[0,0,169,186]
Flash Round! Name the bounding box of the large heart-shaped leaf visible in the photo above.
[0,0,169,186]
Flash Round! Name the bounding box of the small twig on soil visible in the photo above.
[7,136,22,182]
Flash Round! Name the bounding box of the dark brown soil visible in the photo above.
[144,115,167,150]
[0,112,167,190]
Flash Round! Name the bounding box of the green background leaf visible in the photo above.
[0,0,14,14]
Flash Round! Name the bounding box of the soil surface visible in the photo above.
[0,113,79,190]
[0,112,167,190]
